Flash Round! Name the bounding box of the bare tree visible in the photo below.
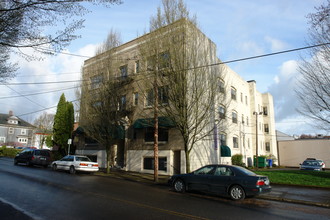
[33,112,54,149]
[0,0,121,81]
[80,31,128,173]
[296,0,330,131]
[138,0,224,173]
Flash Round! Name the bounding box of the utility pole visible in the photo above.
[153,67,159,183]
[253,111,262,169]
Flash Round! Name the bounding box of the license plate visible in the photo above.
[40,157,46,160]
[88,164,92,167]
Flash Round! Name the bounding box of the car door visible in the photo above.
[57,156,69,170]
[189,165,216,192]
[209,166,234,194]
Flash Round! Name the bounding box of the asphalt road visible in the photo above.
[0,157,329,220]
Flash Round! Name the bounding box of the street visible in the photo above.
[0,157,329,220]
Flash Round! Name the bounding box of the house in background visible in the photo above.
[0,111,35,147]
[78,19,277,174]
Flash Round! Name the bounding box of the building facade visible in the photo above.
[0,111,35,147]
[78,20,277,174]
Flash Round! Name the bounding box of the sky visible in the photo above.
[0,0,327,136]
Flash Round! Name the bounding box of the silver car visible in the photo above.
[300,159,325,171]
[51,155,99,174]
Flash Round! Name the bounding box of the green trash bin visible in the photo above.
[254,156,266,168]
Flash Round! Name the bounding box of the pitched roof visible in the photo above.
[0,113,35,128]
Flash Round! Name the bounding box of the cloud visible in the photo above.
[267,60,299,121]
[265,36,288,52]
[1,44,98,122]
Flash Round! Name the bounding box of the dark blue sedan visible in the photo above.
[168,164,271,200]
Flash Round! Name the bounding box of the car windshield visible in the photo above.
[303,160,321,166]
[235,166,257,176]
[76,157,91,162]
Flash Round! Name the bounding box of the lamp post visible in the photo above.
[253,111,263,169]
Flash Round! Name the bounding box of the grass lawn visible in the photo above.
[254,170,330,188]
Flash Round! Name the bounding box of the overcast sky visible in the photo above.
[0,0,326,136]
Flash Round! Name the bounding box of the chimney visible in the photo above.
[9,110,13,116]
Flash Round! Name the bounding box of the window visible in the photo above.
[266,142,270,152]
[120,95,126,110]
[194,165,215,175]
[143,157,167,171]
[233,136,238,148]
[146,89,154,107]
[0,137,5,143]
[135,60,140,73]
[145,127,169,142]
[246,116,249,126]
[214,166,233,176]
[264,124,269,133]
[231,87,237,100]
[232,111,237,124]
[18,138,27,143]
[120,65,128,79]
[220,133,226,146]
[219,106,226,119]
[245,96,248,105]
[8,127,14,134]
[158,86,169,105]
[159,51,170,69]
[242,114,244,124]
[263,106,268,116]
[21,129,27,135]
[133,92,139,106]
[218,80,225,93]
[240,93,243,102]
[147,55,156,71]
[90,75,103,89]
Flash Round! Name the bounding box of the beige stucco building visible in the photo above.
[78,19,277,175]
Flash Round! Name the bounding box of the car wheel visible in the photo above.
[52,164,57,171]
[69,166,76,174]
[229,185,245,200]
[173,179,185,193]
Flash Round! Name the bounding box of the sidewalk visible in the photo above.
[95,169,330,209]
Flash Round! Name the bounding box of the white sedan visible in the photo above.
[51,155,99,174]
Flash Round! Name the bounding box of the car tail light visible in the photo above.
[256,180,265,186]
[80,163,88,166]
[31,156,35,160]
[92,164,98,167]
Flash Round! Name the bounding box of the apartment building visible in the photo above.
[78,19,277,174]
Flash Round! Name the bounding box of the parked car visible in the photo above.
[51,155,99,174]
[300,159,325,171]
[14,149,51,168]
[168,164,271,200]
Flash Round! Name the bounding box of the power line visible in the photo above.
[1,79,85,86]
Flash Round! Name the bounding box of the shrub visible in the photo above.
[232,154,244,166]
[0,146,21,158]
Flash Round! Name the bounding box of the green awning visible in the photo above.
[220,145,231,157]
[133,117,175,128]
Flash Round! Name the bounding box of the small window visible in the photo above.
[159,51,170,69]
[143,157,167,171]
[145,127,168,142]
[120,95,126,110]
[120,65,128,79]
[220,133,226,146]
[233,136,239,148]
[218,80,225,93]
[158,86,169,105]
[245,96,248,105]
[240,93,243,102]
[8,127,14,134]
[135,60,140,73]
[231,87,237,100]
[263,106,268,116]
[145,89,154,107]
[232,112,237,124]
[90,75,103,89]
[246,116,249,126]
[265,142,270,152]
[133,92,139,106]
[219,106,226,119]
[264,124,269,134]
[21,129,27,135]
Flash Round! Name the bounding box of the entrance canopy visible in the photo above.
[220,145,231,157]
[133,117,175,129]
